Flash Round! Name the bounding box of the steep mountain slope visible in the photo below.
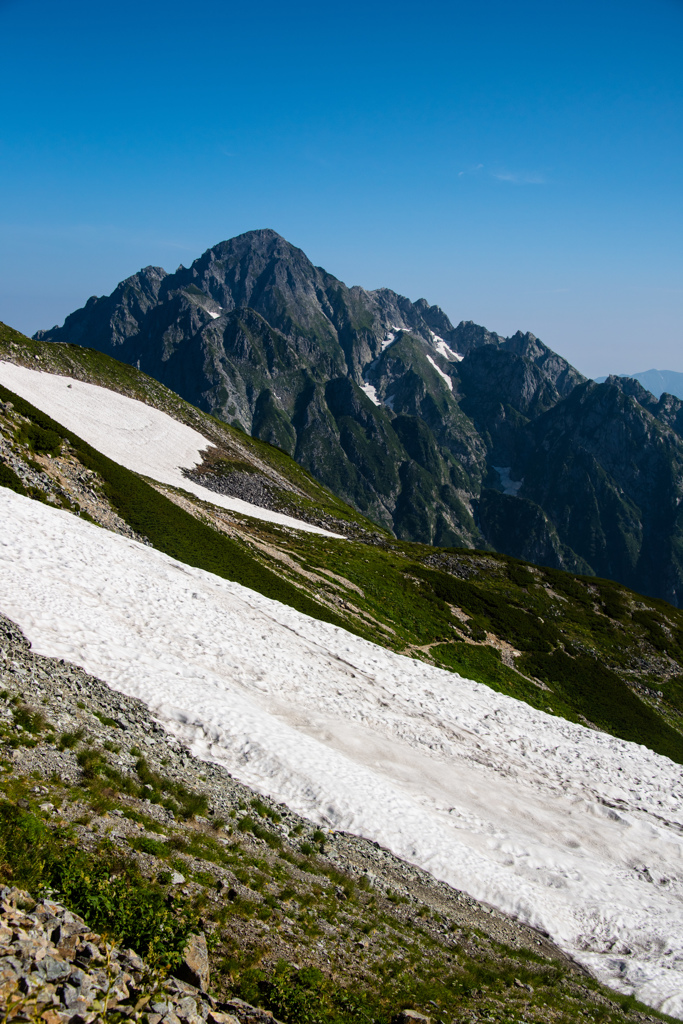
[2,488,683,1016]
[517,382,683,600]
[34,232,493,547]
[1,320,386,540]
[4,620,672,1024]
[34,231,683,605]
[3,342,683,1013]
[0,360,342,538]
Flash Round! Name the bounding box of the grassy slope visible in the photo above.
[287,535,683,762]
[2,321,683,763]
[3,774,666,1024]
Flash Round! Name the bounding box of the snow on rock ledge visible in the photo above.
[425,353,454,391]
[0,489,682,1017]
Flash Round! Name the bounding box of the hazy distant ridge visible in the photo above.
[594,369,683,400]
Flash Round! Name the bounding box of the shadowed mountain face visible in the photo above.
[35,229,683,604]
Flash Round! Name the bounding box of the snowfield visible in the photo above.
[0,362,340,537]
[1,487,682,1015]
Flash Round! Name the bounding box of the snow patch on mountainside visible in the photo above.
[430,331,463,362]
[425,353,454,391]
[360,382,381,406]
[0,362,341,537]
[494,466,524,496]
[1,488,682,1016]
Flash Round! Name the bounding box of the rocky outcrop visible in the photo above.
[0,885,283,1024]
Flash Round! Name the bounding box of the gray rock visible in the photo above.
[395,1012,431,1024]
[38,954,71,981]
[152,1001,173,1014]
[176,932,209,992]
[175,994,198,1018]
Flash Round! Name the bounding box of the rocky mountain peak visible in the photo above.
[30,229,683,604]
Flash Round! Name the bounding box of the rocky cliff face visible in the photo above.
[35,229,683,604]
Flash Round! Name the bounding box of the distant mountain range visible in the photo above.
[594,368,683,400]
[34,229,683,606]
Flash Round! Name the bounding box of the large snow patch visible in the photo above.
[0,361,340,537]
[0,489,682,1014]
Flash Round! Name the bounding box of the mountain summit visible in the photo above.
[35,230,683,605]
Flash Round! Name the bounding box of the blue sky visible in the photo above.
[1,0,681,377]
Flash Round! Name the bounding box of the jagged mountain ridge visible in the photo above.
[35,229,683,605]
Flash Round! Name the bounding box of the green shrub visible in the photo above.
[132,835,169,857]
[19,422,62,456]
[506,564,535,589]
[661,675,683,709]
[0,801,197,973]
[77,747,105,780]
[250,797,281,823]
[238,960,391,1024]
[12,704,45,734]
[543,569,593,607]
[0,462,27,496]
[58,728,85,750]
[412,567,558,652]
[592,579,630,621]
[95,711,120,728]
[135,757,208,819]
[632,610,670,653]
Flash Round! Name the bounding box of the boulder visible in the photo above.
[395,1012,431,1024]
[176,932,210,992]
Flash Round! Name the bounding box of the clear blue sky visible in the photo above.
[1,0,681,378]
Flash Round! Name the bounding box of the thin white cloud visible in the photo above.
[492,170,546,185]
[457,164,545,184]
